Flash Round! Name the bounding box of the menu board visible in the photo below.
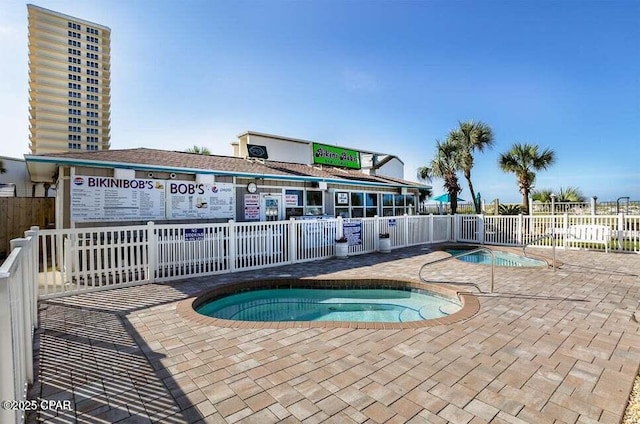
[70,176,166,222]
[165,182,235,219]
[71,176,235,222]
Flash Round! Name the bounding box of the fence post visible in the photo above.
[618,213,625,251]
[528,198,533,216]
[336,216,343,238]
[288,218,297,264]
[591,197,597,216]
[228,220,236,272]
[403,214,409,247]
[25,227,39,328]
[11,238,34,386]
[0,269,17,424]
[478,214,485,244]
[517,214,523,245]
[563,213,569,249]
[374,215,380,251]
[146,222,156,284]
[429,214,434,244]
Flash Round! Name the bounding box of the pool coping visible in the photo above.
[176,277,480,330]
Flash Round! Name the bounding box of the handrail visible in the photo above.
[522,232,556,271]
[419,247,496,293]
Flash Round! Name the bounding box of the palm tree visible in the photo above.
[498,143,556,214]
[449,121,494,213]
[557,186,585,202]
[417,139,463,214]
[186,146,211,155]
[531,189,553,202]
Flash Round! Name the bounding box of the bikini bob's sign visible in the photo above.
[312,143,361,169]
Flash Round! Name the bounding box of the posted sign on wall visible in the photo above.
[312,143,361,169]
[70,176,166,222]
[71,176,235,222]
[165,182,234,219]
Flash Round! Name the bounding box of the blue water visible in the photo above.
[446,249,546,267]
[196,288,461,322]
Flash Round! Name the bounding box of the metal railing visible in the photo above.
[522,233,557,271]
[419,247,497,293]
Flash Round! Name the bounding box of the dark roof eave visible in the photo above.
[25,155,427,189]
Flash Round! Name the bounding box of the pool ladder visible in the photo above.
[419,247,496,294]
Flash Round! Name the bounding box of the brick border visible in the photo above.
[176,278,480,329]
[429,243,562,267]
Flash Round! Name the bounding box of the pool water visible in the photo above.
[446,249,546,267]
[196,288,461,323]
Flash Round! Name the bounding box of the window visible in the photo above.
[86,144,98,151]
[87,136,99,143]
[87,61,98,68]
[68,48,81,56]
[68,22,81,31]
[86,128,99,134]
[87,86,99,93]
[68,65,81,72]
[68,142,81,149]
[86,69,99,77]
[68,134,81,141]
[305,190,323,215]
[86,35,99,43]
[68,30,81,39]
[68,108,81,115]
[285,189,303,219]
[68,117,81,124]
[87,44,99,52]
[86,111,98,118]
[87,27,99,35]
[68,82,81,90]
[86,77,99,85]
[87,103,98,109]
[86,52,99,60]
[68,91,81,98]
[68,39,81,47]
[86,94,99,101]
[365,193,378,217]
[68,100,81,107]
[87,119,98,126]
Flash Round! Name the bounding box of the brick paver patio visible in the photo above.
[28,246,640,423]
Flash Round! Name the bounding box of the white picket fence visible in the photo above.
[33,213,640,300]
[36,215,454,299]
[2,213,640,422]
[0,227,39,424]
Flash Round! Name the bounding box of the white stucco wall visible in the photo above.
[0,156,54,197]
[244,133,311,164]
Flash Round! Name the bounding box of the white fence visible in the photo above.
[0,227,38,424]
[3,213,640,423]
[35,215,455,299]
[34,213,640,299]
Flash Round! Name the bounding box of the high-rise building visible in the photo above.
[27,4,110,154]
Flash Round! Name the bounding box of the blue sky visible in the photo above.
[1,0,638,202]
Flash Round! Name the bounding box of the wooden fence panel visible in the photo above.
[0,198,55,260]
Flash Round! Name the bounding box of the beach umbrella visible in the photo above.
[432,193,465,203]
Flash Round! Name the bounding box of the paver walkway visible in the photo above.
[28,246,640,423]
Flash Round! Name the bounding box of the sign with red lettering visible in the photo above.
[71,176,166,222]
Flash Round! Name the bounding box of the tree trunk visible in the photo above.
[521,190,529,215]
[450,189,458,215]
[464,171,479,214]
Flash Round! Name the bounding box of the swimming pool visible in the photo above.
[446,249,547,267]
[195,287,461,323]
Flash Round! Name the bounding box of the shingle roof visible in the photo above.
[28,148,426,188]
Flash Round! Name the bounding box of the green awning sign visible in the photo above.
[312,143,361,169]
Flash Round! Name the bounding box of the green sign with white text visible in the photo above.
[312,143,361,169]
